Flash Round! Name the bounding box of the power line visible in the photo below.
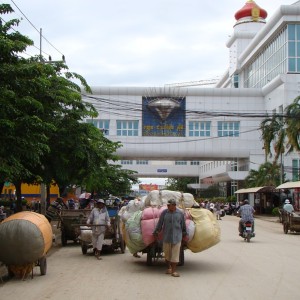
[10,0,64,57]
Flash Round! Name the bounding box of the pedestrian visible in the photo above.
[87,199,111,260]
[152,199,188,277]
[283,199,294,213]
[45,197,67,223]
[0,206,6,221]
[215,202,222,220]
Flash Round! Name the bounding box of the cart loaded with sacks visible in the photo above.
[120,190,221,266]
[78,206,125,255]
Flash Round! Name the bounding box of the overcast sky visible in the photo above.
[3,0,293,186]
[4,0,293,88]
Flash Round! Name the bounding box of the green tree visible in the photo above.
[244,162,281,187]
[0,4,52,210]
[165,177,197,194]
[0,4,136,210]
[261,96,300,161]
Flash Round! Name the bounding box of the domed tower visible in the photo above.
[227,0,268,79]
[234,0,267,26]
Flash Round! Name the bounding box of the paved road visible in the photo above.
[1,215,300,300]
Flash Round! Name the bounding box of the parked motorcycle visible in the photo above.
[241,221,255,242]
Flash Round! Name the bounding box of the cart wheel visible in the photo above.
[119,237,126,254]
[82,244,88,255]
[7,266,14,278]
[39,257,47,275]
[146,251,153,266]
[178,247,185,266]
[146,245,156,266]
[284,223,289,234]
[246,233,251,243]
[61,230,67,246]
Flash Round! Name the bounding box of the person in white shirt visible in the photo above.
[283,199,294,213]
[87,199,111,260]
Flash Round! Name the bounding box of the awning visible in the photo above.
[276,181,300,189]
[235,186,277,194]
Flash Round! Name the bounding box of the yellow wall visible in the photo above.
[1,182,59,201]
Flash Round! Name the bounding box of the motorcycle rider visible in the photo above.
[237,199,255,236]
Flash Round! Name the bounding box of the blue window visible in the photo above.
[121,160,133,165]
[189,121,211,137]
[86,119,110,135]
[117,120,139,136]
[288,24,300,73]
[292,159,300,181]
[218,121,240,137]
[136,160,148,165]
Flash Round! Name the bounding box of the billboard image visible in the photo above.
[142,96,186,137]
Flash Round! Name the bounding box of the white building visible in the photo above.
[83,0,300,196]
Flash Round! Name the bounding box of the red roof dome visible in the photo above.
[235,0,267,21]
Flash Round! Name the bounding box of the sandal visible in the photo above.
[165,269,172,274]
[171,272,180,277]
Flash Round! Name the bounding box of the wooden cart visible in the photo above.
[142,241,185,266]
[282,211,300,234]
[79,206,125,254]
[57,209,91,246]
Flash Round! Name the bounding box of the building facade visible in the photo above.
[83,1,300,196]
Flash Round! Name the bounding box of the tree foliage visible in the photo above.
[244,162,281,187]
[0,4,137,210]
[260,95,300,162]
[165,177,197,194]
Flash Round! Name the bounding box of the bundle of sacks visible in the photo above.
[0,211,52,277]
[119,190,220,254]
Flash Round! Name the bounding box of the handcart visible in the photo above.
[142,240,185,266]
[282,210,300,234]
[78,206,125,254]
[57,209,91,246]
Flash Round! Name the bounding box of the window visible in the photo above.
[231,181,238,196]
[218,121,240,137]
[117,120,138,136]
[292,159,300,181]
[287,24,300,73]
[189,121,211,137]
[190,161,200,165]
[136,160,148,165]
[231,159,238,171]
[232,74,239,88]
[86,119,110,135]
[175,161,187,165]
[121,160,133,165]
[244,25,288,87]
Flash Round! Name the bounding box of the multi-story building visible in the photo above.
[83,0,300,196]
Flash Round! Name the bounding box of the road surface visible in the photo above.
[1,215,300,300]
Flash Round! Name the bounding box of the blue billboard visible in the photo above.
[142,96,186,137]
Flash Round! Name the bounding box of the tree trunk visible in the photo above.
[14,181,23,212]
[0,182,4,198]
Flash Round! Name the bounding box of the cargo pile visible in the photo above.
[0,212,52,278]
[119,190,221,254]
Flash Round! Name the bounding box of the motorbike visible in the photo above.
[241,221,255,242]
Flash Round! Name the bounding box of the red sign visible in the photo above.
[139,184,158,191]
